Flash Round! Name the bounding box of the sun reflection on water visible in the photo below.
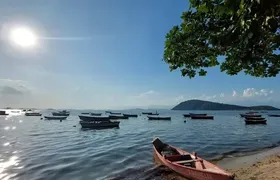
[0,156,20,180]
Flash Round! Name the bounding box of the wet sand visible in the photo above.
[160,146,280,180]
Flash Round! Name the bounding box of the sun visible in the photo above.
[10,27,37,48]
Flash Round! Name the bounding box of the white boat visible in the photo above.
[0,109,25,116]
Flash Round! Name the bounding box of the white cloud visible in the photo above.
[232,90,237,97]
[242,88,273,97]
[220,93,225,98]
[135,90,156,98]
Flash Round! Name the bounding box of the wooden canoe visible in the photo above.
[153,138,234,180]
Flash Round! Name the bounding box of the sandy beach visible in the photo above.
[229,154,280,180]
[160,146,280,180]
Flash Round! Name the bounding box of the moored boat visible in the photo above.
[142,112,153,115]
[78,115,110,121]
[90,113,102,116]
[245,119,267,124]
[191,116,214,120]
[110,112,122,115]
[123,113,138,118]
[109,115,129,120]
[268,114,280,117]
[81,112,90,115]
[52,111,70,116]
[147,116,171,120]
[105,111,111,113]
[80,120,119,129]
[189,113,207,117]
[152,138,234,180]
[183,114,191,118]
[0,110,9,115]
[44,116,67,120]
[25,112,42,116]
[244,117,265,120]
[240,114,262,118]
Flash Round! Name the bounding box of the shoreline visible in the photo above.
[160,146,280,180]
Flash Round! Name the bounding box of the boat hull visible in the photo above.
[109,115,129,120]
[25,113,42,116]
[244,117,265,120]
[148,116,171,120]
[90,113,102,116]
[245,120,267,124]
[240,114,261,118]
[44,116,67,120]
[78,115,110,121]
[189,113,207,117]
[268,114,280,117]
[183,114,191,118]
[123,114,138,118]
[191,116,214,120]
[52,112,70,116]
[153,139,234,180]
[80,121,119,128]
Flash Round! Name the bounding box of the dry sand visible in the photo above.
[229,154,280,180]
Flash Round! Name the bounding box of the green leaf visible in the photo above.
[197,3,209,13]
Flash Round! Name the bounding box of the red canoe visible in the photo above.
[153,138,234,180]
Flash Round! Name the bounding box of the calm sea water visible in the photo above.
[1,110,280,180]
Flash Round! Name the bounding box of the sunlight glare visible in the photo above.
[10,27,37,48]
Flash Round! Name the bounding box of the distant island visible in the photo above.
[172,100,280,110]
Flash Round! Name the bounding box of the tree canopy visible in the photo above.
[164,0,280,78]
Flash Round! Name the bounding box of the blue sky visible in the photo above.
[0,0,279,109]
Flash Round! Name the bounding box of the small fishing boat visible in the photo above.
[189,113,207,117]
[44,116,67,120]
[25,112,42,116]
[0,110,9,115]
[79,115,110,121]
[142,112,153,115]
[90,113,102,116]
[80,120,119,128]
[191,116,214,120]
[147,116,171,120]
[110,112,122,115]
[52,110,70,116]
[268,114,280,117]
[245,119,267,124]
[244,117,265,120]
[150,113,159,116]
[123,113,138,118]
[109,115,129,120]
[183,114,191,118]
[240,114,262,118]
[153,138,234,180]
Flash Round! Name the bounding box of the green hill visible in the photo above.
[172,100,279,110]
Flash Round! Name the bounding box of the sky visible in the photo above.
[0,0,279,109]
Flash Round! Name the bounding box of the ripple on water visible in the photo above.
[1,110,280,180]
